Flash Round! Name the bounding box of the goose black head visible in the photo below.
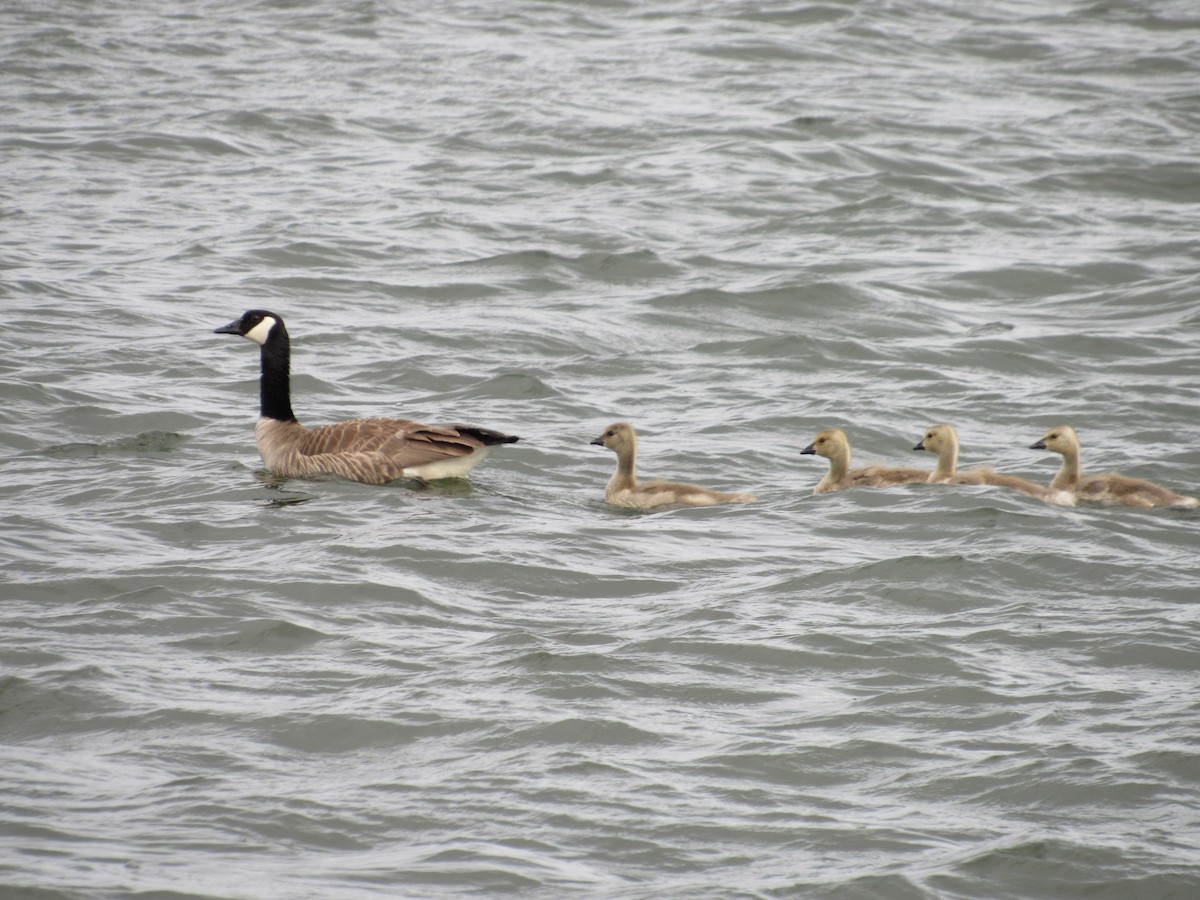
[214,310,286,346]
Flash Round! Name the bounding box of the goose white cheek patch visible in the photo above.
[244,316,277,345]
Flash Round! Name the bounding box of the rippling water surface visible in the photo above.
[3,1,1200,897]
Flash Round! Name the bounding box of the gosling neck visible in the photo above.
[826,442,850,484]
[934,436,959,480]
[1050,444,1080,491]
[609,441,638,493]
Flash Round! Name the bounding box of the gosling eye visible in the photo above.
[1048,432,1058,440]
[606,430,615,437]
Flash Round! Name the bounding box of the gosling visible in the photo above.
[590,422,756,509]
[1032,425,1198,508]
[801,427,928,494]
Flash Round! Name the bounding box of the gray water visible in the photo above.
[3,1,1200,897]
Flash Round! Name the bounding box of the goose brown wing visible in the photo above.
[271,420,486,484]
[294,419,518,457]
[443,424,521,446]
[293,418,425,455]
[295,418,492,459]
[378,422,494,462]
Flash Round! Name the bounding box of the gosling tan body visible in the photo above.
[1032,425,1199,508]
[914,423,1075,506]
[801,428,928,494]
[591,422,755,509]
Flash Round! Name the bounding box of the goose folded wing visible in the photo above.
[293,418,426,455]
[285,421,491,484]
[302,419,488,458]
[381,423,493,461]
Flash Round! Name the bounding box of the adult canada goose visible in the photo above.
[214,309,519,483]
[590,422,755,509]
[1031,425,1198,508]
[914,423,1075,506]
[801,427,928,494]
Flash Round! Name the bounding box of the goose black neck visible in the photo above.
[259,325,297,422]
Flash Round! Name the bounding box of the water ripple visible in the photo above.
[2,0,1199,897]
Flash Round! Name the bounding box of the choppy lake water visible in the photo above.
[3,1,1200,897]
